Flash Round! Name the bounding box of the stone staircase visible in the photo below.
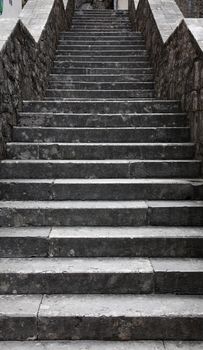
[0,9,203,349]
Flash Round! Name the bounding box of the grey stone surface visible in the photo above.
[0,341,165,350]
[0,0,74,158]
[0,257,153,294]
[38,294,203,339]
[132,0,203,158]
[0,294,42,340]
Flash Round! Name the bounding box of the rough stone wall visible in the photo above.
[130,0,203,159]
[175,0,203,18]
[0,0,74,158]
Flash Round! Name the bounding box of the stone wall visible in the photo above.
[0,0,74,158]
[130,0,203,160]
[175,0,203,18]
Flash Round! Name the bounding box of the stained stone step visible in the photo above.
[60,32,143,37]
[49,74,154,82]
[17,113,188,128]
[48,82,154,90]
[0,257,203,294]
[1,226,203,258]
[52,68,153,75]
[0,200,202,226]
[55,56,149,62]
[1,294,203,340]
[0,257,153,294]
[22,100,180,114]
[12,127,190,143]
[6,143,195,160]
[0,179,202,200]
[58,39,146,45]
[71,26,132,30]
[53,61,150,68]
[45,89,154,99]
[0,160,201,179]
[1,341,203,350]
[56,50,148,56]
[57,45,146,50]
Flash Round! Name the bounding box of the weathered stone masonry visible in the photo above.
[130,0,203,161]
[0,0,74,159]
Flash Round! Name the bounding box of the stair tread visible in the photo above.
[0,257,203,273]
[0,341,202,350]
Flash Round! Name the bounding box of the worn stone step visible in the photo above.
[45,89,154,99]
[0,257,153,294]
[72,17,130,21]
[47,82,154,90]
[52,68,153,75]
[12,127,190,143]
[57,45,146,51]
[1,226,203,258]
[60,32,143,37]
[58,39,145,45]
[6,143,195,160]
[1,294,203,340]
[56,50,148,56]
[71,26,132,30]
[0,201,202,226]
[53,61,150,68]
[1,341,203,350]
[55,55,149,62]
[0,179,202,201]
[0,160,201,179]
[17,113,188,128]
[22,100,181,114]
[0,257,203,294]
[49,74,154,82]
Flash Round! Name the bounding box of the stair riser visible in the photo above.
[1,271,203,294]
[53,62,150,68]
[45,90,154,99]
[0,161,200,179]
[1,235,202,258]
[71,26,132,30]
[49,74,154,82]
[48,82,154,90]
[60,33,143,37]
[34,317,203,340]
[12,128,190,143]
[22,101,180,114]
[51,68,152,75]
[0,273,153,294]
[0,207,202,226]
[0,183,202,200]
[18,113,187,128]
[56,50,147,56]
[6,144,195,160]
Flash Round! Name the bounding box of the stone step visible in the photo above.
[72,17,130,20]
[22,100,181,114]
[1,294,203,340]
[55,55,149,62]
[45,89,154,99]
[60,32,143,37]
[71,25,132,30]
[17,113,188,128]
[0,341,203,350]
[48,82,154,90]
[53,61,150,68]
[0,179,202,201]
[0,200,202,226]
[57,45,146,50]
[0,160,201,179]
[6,143,195,160]
[49,74,154,82]
[56,50,148,56]
[58,39,145,45]
[51,68,153,75]
[1,226,203,258]
[0,257,203,294]
[12,127,190,143]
